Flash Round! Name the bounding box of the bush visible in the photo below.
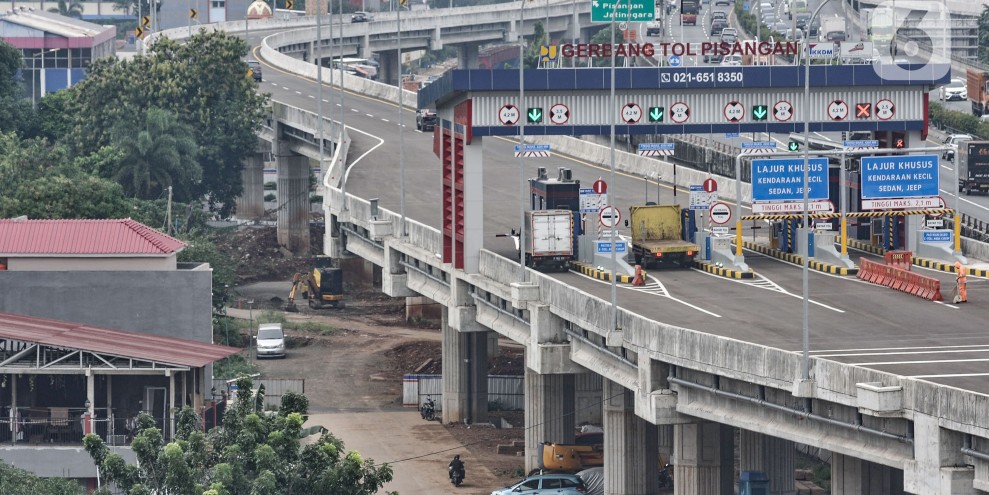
[930,102,989,137]
[213,354,259,379]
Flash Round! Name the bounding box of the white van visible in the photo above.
[255,323,286,358]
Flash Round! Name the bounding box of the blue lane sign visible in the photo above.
[668,55,682,67]
[742,141,777,149]
[860,154,939,199]
[843,140,879,148]
[922,230,952,243]
[689,185,703,191]
[751,157,829,202]
[515,144,551,152]
[638,143,675,151]
[596,241,628,254]
[742,1,750,10]
[725,132,740,138]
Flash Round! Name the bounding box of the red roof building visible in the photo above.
[0,218,186,271]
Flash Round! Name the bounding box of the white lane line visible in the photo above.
[938,188,989,212]
[728,253,846,313]
[816,348,989,358]
[857,357,989,366]
[811,343,989,353]
[282,87,291,91]
[381,118,390,122]
[309,95,315,98]
[336,103,342,107]
[351,108,360,112]
[572,271,722,318]
[330,124,385,192]
[941,164,954,171]
[366,113,374,118]
[323,99,330,103]
[911,372,989,378]
[295,91,302,95]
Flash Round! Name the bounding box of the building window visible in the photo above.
[212,0,225,7]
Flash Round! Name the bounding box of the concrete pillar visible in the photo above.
[674,422,734,495]
[739,430,796,495]
[457,43,480,69]
[462,135,483,273]
[237,152,265,220]
[276,153,311,255]
[904,413,972,494]
[658,425,674,466]
[603,379,658,495]
[441,310,488,424]
[377,50,400,86]
[524,369,575,473]
[576,373,603,425]
[833,453,905,495]
[406,296,441,322]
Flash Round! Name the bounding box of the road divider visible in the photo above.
[857,257,943,301]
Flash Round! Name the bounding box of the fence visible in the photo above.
[402,374,524,411]
[213,378,305,410]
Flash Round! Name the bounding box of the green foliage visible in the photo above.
[930,102,989,137]
[0,461,86,495]
[0,39,24,97]
[65,30,270,217]
[280,391,309,417]
[0,39,40,137]
[108,107,201,201]
[980,5,989,65]
[48,0,84,17]
[87,380,393,495]
[213,354,259,379]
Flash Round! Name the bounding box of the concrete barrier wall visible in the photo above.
[963,237,989,261]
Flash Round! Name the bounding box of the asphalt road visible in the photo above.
[255,8,989,396]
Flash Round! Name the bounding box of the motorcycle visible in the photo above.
[658,463,674,489]
[420,397,435,421]
[449,465,465,487]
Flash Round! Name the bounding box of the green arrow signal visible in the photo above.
[527,108,543,123]
[752,105,768,121]
[788,141,800,152]
[649,106,664,122]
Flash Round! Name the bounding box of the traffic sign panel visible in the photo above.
[741,141,776,149]
[751,157,829,202]
[703,178,717,193]
[670,102,689,123]
[550,103,570,125]
[724,101,744,123]
[751,201,834,214]
[590,0,656,22]
[827,100,849,121]
[621,103,642,124]
[843,140,879,148]
[599,205,621,227]
[773,100,793,122]
[593,179,607,194]
[689,185,717,210]
[876,99,895,120]
[860,154,938,200]
[527,107,544,124]
[855,102,872,118]
[751,104,769,121]
[668,54,682,67]
[648,106,664,122]
[709,202,731,224]
[498,104,520,125]
[580,188,607,213]
[637,143,674,156]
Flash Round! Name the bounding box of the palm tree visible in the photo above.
[48,0,84,18]
[109,107,202,201]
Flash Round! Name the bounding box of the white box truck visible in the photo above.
[524,210,574,272]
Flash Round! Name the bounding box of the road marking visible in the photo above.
[811,343,989,353]
[309,95,315,98]
[295,91,302,95]
[283,87,291,90]
[856,357,989,366]
[572,271,722,317]
[938,188,989,212]
[694,266,844,313]
[323,99,330,103]
[941,164,953,171]
[351,108,360,112]
[366,113,374,118]
[381,118,390,122]
[815,348,989,358]
[910,372,989,378]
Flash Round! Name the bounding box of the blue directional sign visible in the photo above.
[596,241,628,254]
[922,230,952,243]
[725,132,740,138]
[515,144,551,152]
[742,141,777,149]
[742,1,750,10]
[860,154,939,199]
[843,140,879,148]
[668,55,682,67]
[751,158,829,202]
[638,143,675,151]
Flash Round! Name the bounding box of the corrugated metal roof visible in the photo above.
[1,9,109,38]
[0,218,186,256]
[0,312,239,368]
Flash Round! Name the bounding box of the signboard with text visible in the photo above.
[590,0,655,22]
[922,230,952,243]
[751,158,829,202]
[860,155,938,200]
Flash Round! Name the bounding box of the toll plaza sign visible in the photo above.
[860,155,939,201]
[590,0,654,22]
[751,157,829,202]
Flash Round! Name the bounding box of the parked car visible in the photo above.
[351,10,374,22]
[490,474,588,495]
[247,60,262,82]
[255,323,286,358]
[940,78,967,101]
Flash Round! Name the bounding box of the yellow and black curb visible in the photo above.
[570,261,634,284]
[743,241,859,276]
[693,260,754,279]
[846,239,885,256]
[913,257,989,277]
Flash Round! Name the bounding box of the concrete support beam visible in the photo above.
[635,353,686,425]
[406,295,441,322]
[524,369,576,473]
[449,279,484,332]
[528,305,582,374]
[833,453,905,495]
[441,308,488,424]
[674,422,734,495]
[739,430,796,495]
[658,425,673,465]
[236,152,265,220]
[457,43,479,69]
[382,243,414,298]
[575,373,603,425]
[276,153,311,255]
[904,413,974,495]
[603,379,658,495]
[377,49,400,86]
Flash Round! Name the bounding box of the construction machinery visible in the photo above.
[285,267,344,311]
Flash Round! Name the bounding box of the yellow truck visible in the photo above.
[628,204,699,268]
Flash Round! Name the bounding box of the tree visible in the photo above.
[108,107,201,201]
[0,39,39,137]
[980,5,989,65]
[84,378,395,495]
[65,30,269,217]
[48,0,84,18]
[0,461,85,495]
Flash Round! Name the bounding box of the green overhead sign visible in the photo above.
[590,0,656,22]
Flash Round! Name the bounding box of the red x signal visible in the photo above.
[856,103,871,118]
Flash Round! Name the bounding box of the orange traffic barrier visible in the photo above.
[884,251,912,271]
[857,258,942,301]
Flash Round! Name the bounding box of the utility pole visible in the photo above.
[166,186,173,234]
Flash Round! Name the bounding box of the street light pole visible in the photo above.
[398,0,407,237]
[518,0,528,282]
[799,0,833,383]
[338,0,349,211]
[316,0,326,194]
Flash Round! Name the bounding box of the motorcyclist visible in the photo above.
[448,454,465,481]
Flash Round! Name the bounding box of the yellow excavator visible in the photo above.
[285,267,345,311]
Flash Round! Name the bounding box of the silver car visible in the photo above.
[490,474,587,495]
[255,323,286,358]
